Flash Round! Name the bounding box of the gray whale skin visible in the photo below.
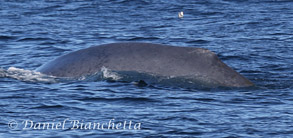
[37,42,254,87]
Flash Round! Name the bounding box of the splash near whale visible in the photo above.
[36,42,254,88]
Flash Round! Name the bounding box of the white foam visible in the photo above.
[4,67,57,83]
[100,66,121,81]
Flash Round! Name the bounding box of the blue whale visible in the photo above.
[36,42,254,87]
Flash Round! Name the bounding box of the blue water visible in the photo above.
[0,0,293,137]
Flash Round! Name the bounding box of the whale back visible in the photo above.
[37,42,253,87]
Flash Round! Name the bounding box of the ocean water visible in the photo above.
[0,0,292,137]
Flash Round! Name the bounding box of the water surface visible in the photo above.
[0,0,292,137]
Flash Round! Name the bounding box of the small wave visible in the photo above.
[186,39,210,44]
[0,67,57,83]
[217,54,249,61]
[17,37,53,42]
[30,104,64,109]
[127,36,160,41]
[77,97,157,103]
[115,0,150,5]
[0,35,16,41]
